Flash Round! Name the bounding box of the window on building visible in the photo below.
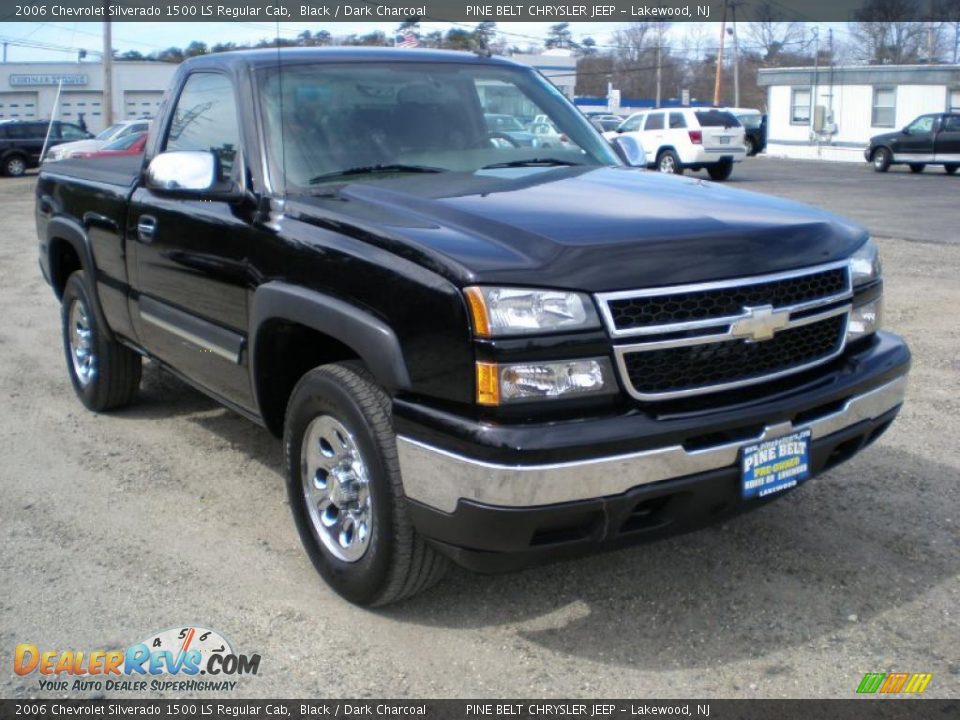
[791,88,811,124]
[872,87,896,128]
[644,113,664,130]
[165,72,240,178]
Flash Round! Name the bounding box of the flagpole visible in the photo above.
[40,79,63,163]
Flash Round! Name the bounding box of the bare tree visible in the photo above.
[850,0,927,64]
[744,1,807,61]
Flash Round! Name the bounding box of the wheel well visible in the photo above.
[49,237,83,300]
[253,321,361,437]
[656,146,678,160]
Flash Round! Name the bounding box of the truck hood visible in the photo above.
[870,130,905,145]
[286,165,868,292]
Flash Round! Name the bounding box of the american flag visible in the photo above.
[396,32,419,48]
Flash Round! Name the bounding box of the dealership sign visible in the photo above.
[10,74,88,87]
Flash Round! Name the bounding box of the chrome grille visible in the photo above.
[597,262,853,400]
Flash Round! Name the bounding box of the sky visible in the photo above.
[0,21,632,61]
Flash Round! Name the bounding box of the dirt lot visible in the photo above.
[1,163,958,699]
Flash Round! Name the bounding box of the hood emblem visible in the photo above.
[730,305,790,342]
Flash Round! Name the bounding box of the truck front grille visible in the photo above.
[621,315,846,397]
[596,262,853,400]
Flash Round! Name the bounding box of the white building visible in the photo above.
[511,51,577,98]
[758,64,960,162]
[0,61,177,133]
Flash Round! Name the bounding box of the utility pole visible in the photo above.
[713,0,727,107]
[926,0,935,62]
[811,27,819,136]
[102,3,114,126]
[731,2,740,107]
[2,43,7,63]
[655,29,662,108]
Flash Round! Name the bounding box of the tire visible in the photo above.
[707,159,734,181]
[61,271,141,411]
[657,150,683,175]
[3,154,27,177]
[909,164,925,174]
[284,361,448,606]
[872,147,891,172]
[744,137,756,156]
[944,164,958,175]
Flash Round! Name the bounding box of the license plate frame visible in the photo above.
[741,429,812,499]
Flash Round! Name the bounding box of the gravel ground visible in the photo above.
[1,166,957,700]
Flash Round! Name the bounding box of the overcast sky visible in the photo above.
[0,21,633,62]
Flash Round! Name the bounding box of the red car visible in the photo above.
[75,131,147,158]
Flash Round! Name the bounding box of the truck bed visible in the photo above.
[40,155,142,188]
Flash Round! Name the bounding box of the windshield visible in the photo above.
[257,61,619,190]
[95,123,124,140]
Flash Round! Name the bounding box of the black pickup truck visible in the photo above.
[37,48,910,606]
[866,112,960,173]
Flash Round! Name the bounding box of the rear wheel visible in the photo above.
[707,159,734,181]
[3,154,27,177]
[872,147,892,172]
[284,361,448,606]
[909,164,925,174]
[945,164,958,175]
[744,137,756,156]
[657,150,683,175]
[61,271,141,411]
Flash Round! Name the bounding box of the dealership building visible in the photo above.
[0,61,177,133]
[759,64,960,162]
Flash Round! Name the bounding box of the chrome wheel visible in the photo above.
[68,297,96,387]
[301,415,372,563]
[658,154,676,173]
[6,157,25,176]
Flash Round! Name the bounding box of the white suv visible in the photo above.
[605,108,746,180]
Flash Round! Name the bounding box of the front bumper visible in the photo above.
[395,332,910,570]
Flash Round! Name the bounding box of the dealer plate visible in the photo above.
[741,429,812,499]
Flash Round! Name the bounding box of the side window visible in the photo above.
[60,124,89,140]
[165,73,240,177]
[644,113,664,131]
[669,112,686,129]
[621,114,643,132]
[942,115,960,131]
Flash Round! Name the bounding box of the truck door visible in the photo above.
[934,114,960,164]
[128,71,257,412]
[897,115,937,162]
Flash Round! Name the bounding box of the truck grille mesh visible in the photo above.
[607,267,847,331]
[621,315,846,396]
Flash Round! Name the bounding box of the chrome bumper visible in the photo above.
[396,375,907,513]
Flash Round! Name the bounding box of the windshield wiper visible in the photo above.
[480,158,583,169]
[309,164,446,184]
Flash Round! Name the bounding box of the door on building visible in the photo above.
[60,92,102,131]
[124,91,163,120]
[896,114,938,163]
[0,92,38,120]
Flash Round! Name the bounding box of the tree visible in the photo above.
[579,37,598,56]
[474,21,497,51]
[154,46,185,63]
[119,50,145,60]
[745,1,807,61]
[184,41,208,58]
[850,0,927,64]
[444,28,477,51]
[546,23,575,50]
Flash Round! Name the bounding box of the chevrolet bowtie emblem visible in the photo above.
[730,305,791,342]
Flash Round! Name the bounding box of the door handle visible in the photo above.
[137,215,157,243]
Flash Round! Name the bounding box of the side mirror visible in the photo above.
[901,126,911,135]
[610,135,646,168]
[145,150,242,201]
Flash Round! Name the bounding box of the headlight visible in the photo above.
[847,297,883,342]
[476,358,617,405]
[849,239,882,286]
[464,286,601,337]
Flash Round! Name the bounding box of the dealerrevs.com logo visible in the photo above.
[14,626,261,693]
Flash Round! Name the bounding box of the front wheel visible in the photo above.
[909,164,925,174]
[61,271,141,411]
[872,148,892,172]
[3,154,26,177]
[284,362,448,606]
[744,137,756,156]
[707,159,734,181]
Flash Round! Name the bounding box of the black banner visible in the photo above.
[4,0,960,23]
[1,700,958,720]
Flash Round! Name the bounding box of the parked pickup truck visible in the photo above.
[37,48,910,606]
[866,112,960,173]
